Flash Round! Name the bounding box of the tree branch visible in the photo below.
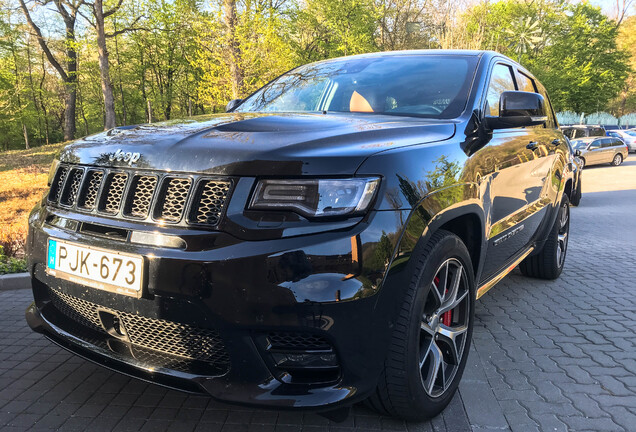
[18,0,68,81]
[105,15,143,37]
[103,0,124,17]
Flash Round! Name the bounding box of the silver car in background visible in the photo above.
[571,136,628,168]
[607,130,636,152]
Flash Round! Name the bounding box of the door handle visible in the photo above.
[526,141,539,150]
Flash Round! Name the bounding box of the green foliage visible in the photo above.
[464,0,630,114]
[293,0,378,63]
[0,246,27,275]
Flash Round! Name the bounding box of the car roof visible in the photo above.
[572,137,601,142]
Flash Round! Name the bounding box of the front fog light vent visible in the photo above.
[264,332,341,384]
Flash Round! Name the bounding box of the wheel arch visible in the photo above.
[387,185,486,282]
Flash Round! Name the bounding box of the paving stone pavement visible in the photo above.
[1,160,635,431]
[461,160,636,432]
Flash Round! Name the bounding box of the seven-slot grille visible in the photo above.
[48,164,232,227]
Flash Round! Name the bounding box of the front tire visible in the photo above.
[520,194,570,280]
[366,230,475,420]
[612,154,623,166]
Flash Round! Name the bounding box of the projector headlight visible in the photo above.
[249,178,380,218]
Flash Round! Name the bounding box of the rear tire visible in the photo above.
[612,154,623,166]
[570,180,582,207]
[520,195,570,280]
[366,230,475,420]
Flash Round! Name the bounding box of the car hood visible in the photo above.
[59,113,456,176]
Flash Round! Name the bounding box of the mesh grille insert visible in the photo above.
[60,168,84,206]
[191,180,232,226]
[78,170,104,210]
[101,173,128,214]
[267,332,332,350]
[157,178,191,222]
[49,166,69,203]
[48,288,231,368]
[125,175,157,218]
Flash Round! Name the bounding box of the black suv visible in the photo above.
[26,50,573,420]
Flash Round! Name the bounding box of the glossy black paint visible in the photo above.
[26,50,572,410]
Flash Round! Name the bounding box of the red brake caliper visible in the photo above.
[435,276,453,326]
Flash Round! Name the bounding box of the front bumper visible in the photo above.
[26,201,410,410]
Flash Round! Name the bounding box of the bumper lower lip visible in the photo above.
[25,301,363,410]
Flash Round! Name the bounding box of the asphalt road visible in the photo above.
[1,158,635,431]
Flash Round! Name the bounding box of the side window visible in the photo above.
[535,82,557,129]
[517,72,537,93]
[589,140,601,149]
[485,63,516,117]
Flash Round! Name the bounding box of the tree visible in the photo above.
[18,0,82,141]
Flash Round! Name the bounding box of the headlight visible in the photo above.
[47,159,60,186]
[249,178,380,218]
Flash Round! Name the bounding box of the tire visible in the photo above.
[578,157,586,169]
[519,194,570,280]
[366,230,475,420]
[570,180,582,207]
[612,153,623,166]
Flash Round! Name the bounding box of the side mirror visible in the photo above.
[226,98,243,112]
[574,149,581,157]
[486,91,547,130]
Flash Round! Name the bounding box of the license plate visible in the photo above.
[46,238,144,297]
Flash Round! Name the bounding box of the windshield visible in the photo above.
[236,55,478,119]
[571,140,590,149]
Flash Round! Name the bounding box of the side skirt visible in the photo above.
[476,247,534,299]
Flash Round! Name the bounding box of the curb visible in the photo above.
[0,272,30,291]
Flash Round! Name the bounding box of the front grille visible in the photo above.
[47,164,232,228]
[48,288,230,371]
[267,332,332,350]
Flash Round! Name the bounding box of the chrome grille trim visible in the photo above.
[47,164,233,228]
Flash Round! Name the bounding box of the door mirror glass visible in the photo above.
[486,91,547,129]
[226,98,243,112]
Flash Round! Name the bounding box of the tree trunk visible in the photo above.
[93,0,117,130]
[23,124,30,149]
[224,0,243,99]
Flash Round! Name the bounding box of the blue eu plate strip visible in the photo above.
[47,239,57,269]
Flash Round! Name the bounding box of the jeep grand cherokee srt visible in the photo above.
[25,50,573,420]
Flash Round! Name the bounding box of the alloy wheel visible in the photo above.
[419,258,470,398]
[613,154,622,166]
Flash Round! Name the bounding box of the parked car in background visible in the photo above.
[607,130,636,152]
[571,136,628,168]
[561,125,606,139]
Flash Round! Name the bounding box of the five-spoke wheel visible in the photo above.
[419,259,470,398]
